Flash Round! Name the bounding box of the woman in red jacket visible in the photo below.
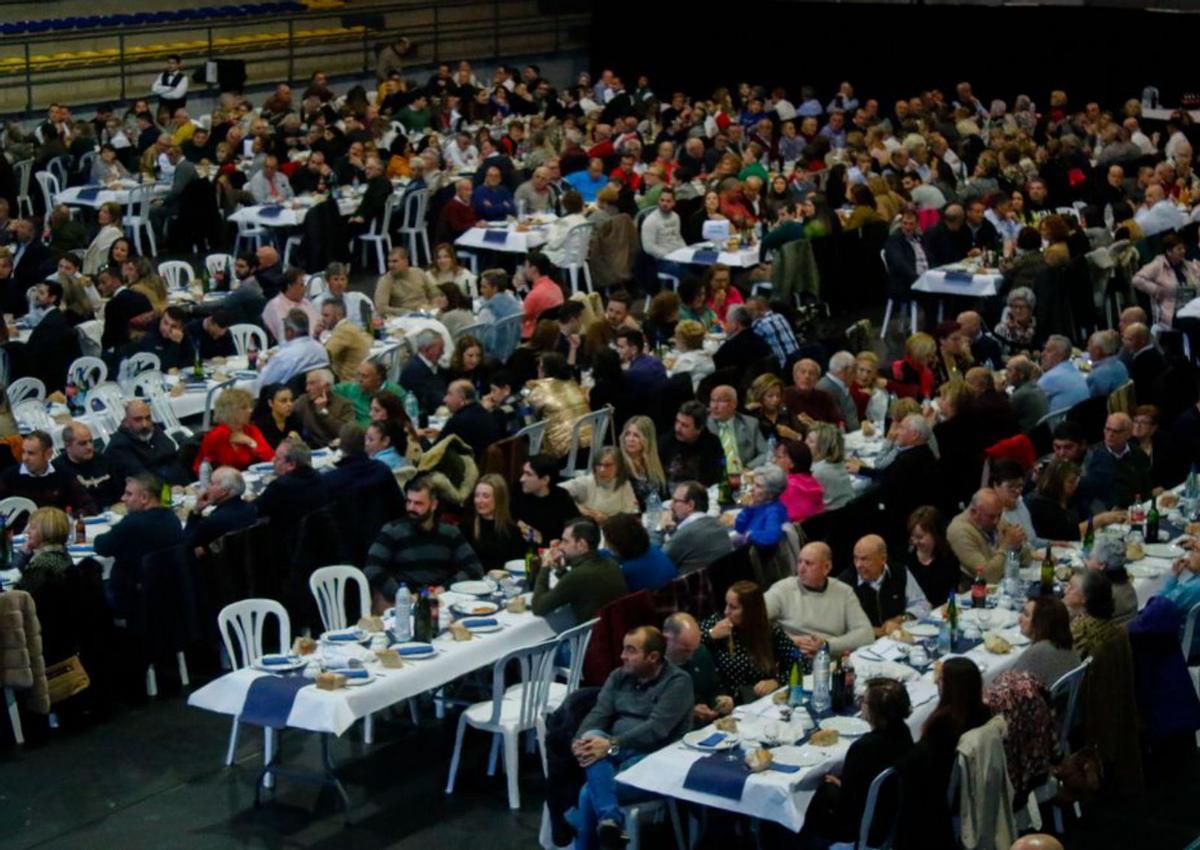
[193,387,274,474]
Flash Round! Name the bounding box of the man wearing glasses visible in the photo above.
[1080,413,1152,513]
[650,480,732,576]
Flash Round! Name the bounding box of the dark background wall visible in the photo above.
[589,3,1198,115]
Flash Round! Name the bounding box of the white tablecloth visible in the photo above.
[455,222,550,254]
[58,181,170,208]
[228,193,361,228]
[665,244,761,269]
[187,605,555,736]
[1175,296,1200,320]
[912,266,1003,298]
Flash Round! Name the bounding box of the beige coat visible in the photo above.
[947,510,1032,585]
[0,590,49,715]
[956,715,1017,850]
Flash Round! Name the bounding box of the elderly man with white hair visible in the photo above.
[852,414,939,524]
[706,385,767,475]
[1037,334,1089,413]
[514,165,555,214]
[815,351,859,431]
[399,329,448,415]
[183,466,257,558]
[1134,183,1186,236]
[837,534,930,636]
[1080,412,1152,512]
[947,488,1031,584]
[294,368,355,448]
[1085,330,1129,398]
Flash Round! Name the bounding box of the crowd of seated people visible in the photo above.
[6,59,1200,850]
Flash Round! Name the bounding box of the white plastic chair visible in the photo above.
[217,599,291,767]
[515,420,547,456]
[125,184,158,256]
[232,208,267,255]
[1038,657,1093,832]
[34,171,61,214]
[355,193,399,273]
[560,222,594,295]
[46,156,69,189]
[12,399,59,445]
[829,766,900,850]
[0,496,37,531]
[282,234,304,268]
[343,291,375,328]
[453,320,490,342]
[131,372,192,441]
[75,320,102,357]
[308,565,372,631]
[878,249,917,340]
[14,160,33,218]
[229,323,268,356]
[490,312,523,362]
[67,356,107,391]
[205,253,235,280]
[84,381,126,435]
[550,617,597,698]
[305,273,328,300]
[564,407,612,478]
[7,377,45,405]
[398,188,431,265]
[445,637,560,809]
[118,352,162,391]
[1182,601,1200,663]
[158,260,195,291]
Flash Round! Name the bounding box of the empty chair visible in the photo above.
[560,223,594,295]
[228,323,268,356]
[12,399,59,445]
[281,234,304,268]
[45,155,70,188]
[217,599,291,767]
[158,260,195,291]
[85,381,127,435]
[564,407,612,479]
[354,193,399,273]
[0,496,37,531]
[125,184,158,256]
[490,312,523,363]
[515,420,548,456]
[14,160,33,217]
[308,565,371,631]
[551,617,597,698]
[445,637,559,809]
[453,320,490,342]
[118,352,162,390]
[398,188,431,265]
[232,208,267,255]
[75,320,103,357]
[34,171,61,214]
[7,377,46,405]
[66,356,107,391]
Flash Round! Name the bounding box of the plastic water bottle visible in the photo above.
[403,391,421,426]
[643,491,662,533]
[765,435,777,462]
[810,644,831,714]
[198,459,212,490]
[393,584,412,642]
[1003,549,1021,607]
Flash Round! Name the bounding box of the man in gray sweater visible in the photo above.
[571,625,694,848]
[765,541,875,655]
[653,481,733,575]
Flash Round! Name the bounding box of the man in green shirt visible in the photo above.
[396,94,432,132]
[663,612,734,725]
[333,360,407,425]
[532,518,628,627]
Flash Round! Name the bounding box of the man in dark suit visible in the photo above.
[127,305,197,371]
[346,155,393,242]
[97,264,154,355]
[712,305,772,374]
[957,310,1003,370]
[432,379,502,459]
[851,413,938,526]
[964,199,999,253]
[15,280,79,393]
[1122,321,1167,408]
[400,329,448,416]
[599,76,634,126]
[149,145,199,240]
[9,218,52,296]
[183,466,257,558]
[254,437,331,536]
[882,208,928,306]
[924,203,973,267]
[323,423,401,498]
[94,471,184,619]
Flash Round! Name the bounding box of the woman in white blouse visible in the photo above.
[667,319,715,390]
[82,202,125,276]
[428,242,476,296]
[559,445,639,523]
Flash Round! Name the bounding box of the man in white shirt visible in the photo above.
[639,188,687,270]
[247,155,295,204]
[1124,117,1157,156]
[262,268,321,344]
[1134,184,1186,237]
[150,55,188,118]
[444,132,480,173]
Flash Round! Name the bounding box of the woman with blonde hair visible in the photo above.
[125,256,168,313]
[462,473,525,572]
[850,351,889,425]
[14,507,78,668]
[428,242,476,296]
[82,202,125,276]
[194,387,274,473]
[667,319,715,390]
[890,332,937,400]
[619,415,667,508]
[746,372,804,441]
[807,422,853,509]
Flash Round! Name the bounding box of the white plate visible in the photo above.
[1144,543,1185,560]
[452,601,499,616]
[769,746,827,768]
[905,623,938,638]
[321,628,369,644]
[389,641,438,659]
[461,618,503,633]
[854,660,918,684]
[450,580,495,596]
[683,729,740,751]
[324,669,375,686]
[1128,562,1171,579]
[253,654,307,673]
[958,608,1018,630]
[819,716,870,737]
[249,462,274,474]
[504,558,528,574]
[991,628,1030,647]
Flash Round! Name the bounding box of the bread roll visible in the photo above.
[316,671,346,690]
[809,728,840,747]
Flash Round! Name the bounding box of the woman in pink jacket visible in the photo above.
[1132,232,1200,329]
[771,438,825,523]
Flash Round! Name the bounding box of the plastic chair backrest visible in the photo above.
[14,160,32,196]
[1182,601,1200,663]
[400,188,429,230]
[370,193,399,235]
[343,291,375,326]
[7,377,45,405]
[564,407,611,477]
[46,156,69,187]
[555,617,598,693]
[120,352,162,388]
[305,273,328,299]
[1050,656,1093,754]
[67,355,107,390]
[490,312,523,362]
[205,253,235,279]
[85,381,126,434]
[75,321,102,357]
[483,637,560,731]
[515,420,547,456]
[453,320,489,342]
[12,399,56,439]
[561,222,593,267]
[0,497,37,531]
[127,184,155,223]
[308,565,371,632]
[228,323,268,356]
[856,765,900,850]
[218,599,291,669]
[34,171,60,210]
[157,260,195,290]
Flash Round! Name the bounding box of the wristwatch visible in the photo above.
[606,738,620,757]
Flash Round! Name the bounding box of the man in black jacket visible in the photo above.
[712,305,772,374]
[400,329,447,416]
[837,535,930,636]
[346,155,393,242]
[924,203,973,267]
[659,401,725,487]
[1122,322,1167,409]
[434,380,501,460]
[513,453,580,546]
[882,209,929,303]
[183,466,257,558]
[16,280,79,393]
[851,413,938,529]
[322,423,401,498]
[97,265,153,355]
[0,431,95,517]
[128,305,196,370]
[9,219,52,296]
[54,422,122,509]
[104,400,185,485]
[254,437,331,536]
[94,471,184,618]
[963,199,999,254]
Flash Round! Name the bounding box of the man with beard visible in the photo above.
[103,400,186,485]
[364,475,483,610]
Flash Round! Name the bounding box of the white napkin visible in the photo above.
[906,678,939,708]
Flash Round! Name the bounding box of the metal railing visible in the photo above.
[0,0,590,115]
